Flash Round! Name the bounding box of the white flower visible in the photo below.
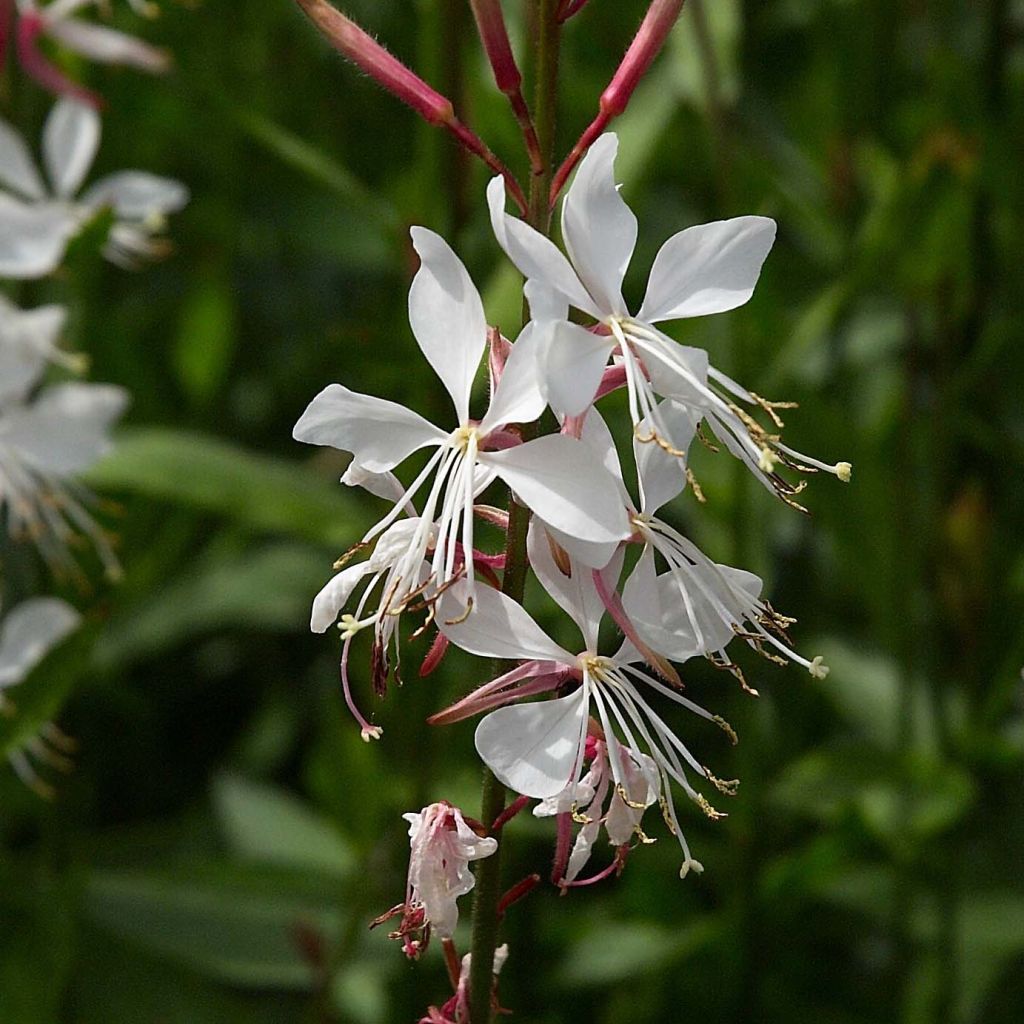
[438,522,734,878]
[0,295,83,403]
[0,345,129,577]
[402,802,497,939]
[534,737,659,886]
[488,132,850,506]
[294,227,631,659]
[0,597,81,797]
[0,97,188,276]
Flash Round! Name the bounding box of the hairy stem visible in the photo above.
[466,5,560,1022]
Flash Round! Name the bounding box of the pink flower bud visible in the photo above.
[468,0,521,95]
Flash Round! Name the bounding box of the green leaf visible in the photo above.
[213,774,355,877]
[93,542,329,669]
[173,269,238,405]
[86,428,359,548]
[84,865,342,990]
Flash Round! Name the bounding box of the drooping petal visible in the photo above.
[408,227,487,423]
[487,176,602,320]
[560,133,636,317]
[0,196,76,278]
[80,171,189,218]
[438,582,572,664]
[292,384,445,473]
[0,298,66,403]
[310,563,373,633]
[46,18,171,73]
[637,216,776,323]
[42,97,100,198]
[541,521,620,573]
[479,321,545,434]
[0,117,46,200]
[635,399,699,514]
[0,598,81,689]
[475,690,588,798]
[483,435,630,546]
[4,383,128,475]
[527,519,622,650]
[537,320,615,418]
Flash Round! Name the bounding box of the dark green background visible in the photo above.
[2,1,1022,1021]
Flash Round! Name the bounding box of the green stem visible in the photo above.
[465,4,560,1022]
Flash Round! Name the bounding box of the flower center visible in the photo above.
[577,652,614,683]
[450,423,482,454]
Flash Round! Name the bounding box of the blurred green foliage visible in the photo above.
[2,1,1023,1022]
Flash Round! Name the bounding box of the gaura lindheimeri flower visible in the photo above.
[579,403,830,684]
[0,295,84,402]
[534,735,658,888]
[0,353,128,578]
[294,228,631,710]
[0,96,188,276]
[488,131,851,509]
[372,801,497,958]
[0,596,81,796]
[3,1,170,108]
[436,522,736,878]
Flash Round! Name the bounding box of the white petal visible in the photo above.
[635,399,699,513]
[43,98,100,199]
[0,196,76,279]
[340,464,407,503]
[0,598,81,688]
[479,321,545,433]
[47,19,171,73]
[637,216,776,322]
[292,384,444,473]
[527,519,622,649]
[438,582,572,664]
[0,117,46,200]
[537,320,615,418]
[560,133,637,317]
[475,691,588,798]
[5,383,128,475]
[484,435,630,545]
[541,521,621,572]
[0,300,66,403]
[524,278,568,322]
[408,227,487,423]
[487,176,602,320]
[310,564,372,633]
[80,171,189,218]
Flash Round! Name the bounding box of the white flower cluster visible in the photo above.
[297,132,849,890]
[1,11,186,794]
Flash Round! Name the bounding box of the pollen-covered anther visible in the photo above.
[703,769,740,797]
[360,725,384,742]
[333,540,371,570]
[685,467,707,503]
[713,715,739,746]
[615,783,649,811]
[659,795,678,835]
[679,857,704,879]
[570,803,593,825]
[749,391,798,429]
[758,447,777,474]
[633,424,688,458]
[633,825,657,845]
[695,793,727,821]
[442,596,474,627]
[808,655,830,679]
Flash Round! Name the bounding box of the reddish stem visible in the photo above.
[550,0,686,205]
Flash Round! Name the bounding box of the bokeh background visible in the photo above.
[2,1,1023,1021]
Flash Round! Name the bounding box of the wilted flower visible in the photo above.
[0,96,188,276]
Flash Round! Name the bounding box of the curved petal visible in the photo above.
[635,399,699,514]
[480,320,546,433]
[43,98,100,198]
[46,19,171,73]
[0,117,46,200]
[487,176,602,320]
[537,320,615,418]
[483,434,631,545]
[292,384,445,473]
[80,171,189,218]
[524,278,568,323]
[5,383,128,475]
[475,690,588,798]
[438,581,572,664]
[560,133,636,317]
[541,521,621,572]
[310,563,372,633]
[0,299,66,403]
[0,598,81,688]
[0,196,76,279]
[408,227,487,423]
[637,216,777,323]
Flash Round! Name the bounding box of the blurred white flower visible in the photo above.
[0,96,188,276]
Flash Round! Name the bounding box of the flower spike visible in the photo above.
[294,0,527,213]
